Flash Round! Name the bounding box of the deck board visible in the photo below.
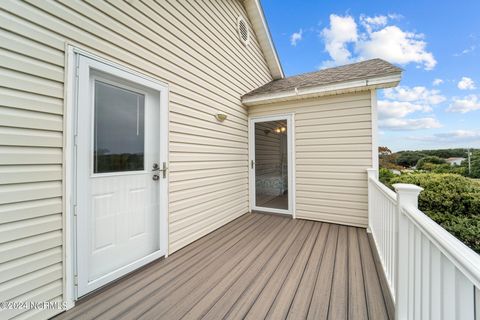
[307,224,339,320]
[328,225,349,319]
[243,221,313,319]
[55,213,390,320]
[348,227,369,320]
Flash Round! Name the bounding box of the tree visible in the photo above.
[395,151,426,168]
[416,156,446,170]
[378,146,403,170]
[378,146,392,156]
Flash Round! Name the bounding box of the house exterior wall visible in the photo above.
[0,1,272,318]
[249,92,373,227]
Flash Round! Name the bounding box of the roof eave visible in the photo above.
[243,0,284,79]
[242,73,402,106]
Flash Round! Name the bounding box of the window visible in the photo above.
[93,80,145,173]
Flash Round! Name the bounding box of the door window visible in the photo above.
[254,120,289,210]
[93,81,145,173]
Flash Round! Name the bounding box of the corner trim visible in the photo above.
[371,89,379,173]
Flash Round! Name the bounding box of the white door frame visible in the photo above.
[248,114,295,217]
[64,46,169,306]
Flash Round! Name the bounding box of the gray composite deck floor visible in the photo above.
[54,213,390,320]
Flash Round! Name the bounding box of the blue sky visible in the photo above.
[261,0,480,151]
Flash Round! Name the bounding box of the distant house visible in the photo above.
[446,157,465,166]
[389,169,402,175]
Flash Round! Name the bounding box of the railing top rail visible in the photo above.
[369,177,397,203]
[401,205,480,289]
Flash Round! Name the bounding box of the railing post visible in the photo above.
[366,168,378,233]
[393,183,423,320]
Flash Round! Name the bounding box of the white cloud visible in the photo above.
[378,100,431,119]
[356,26,436,70]
[432,78,443,86]
[454,45,476,57]
[319,14,436,70]
[447,94,480,113]
[360,15,388,33]
[383,86,446,105]
[437,130,480,139]
[379,117,441,130]
[408,130,480,143]
[387,13,403,20]
[290,29,303,46]
[320,15,358,66]
[378,86,445,131]
[457,77,476,90]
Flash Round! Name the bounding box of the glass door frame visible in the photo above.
[248,114,295,217]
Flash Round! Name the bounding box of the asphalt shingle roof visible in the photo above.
[242,59,402,99]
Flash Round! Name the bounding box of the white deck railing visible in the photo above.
[367,169,480,320]
[367,169,398,302]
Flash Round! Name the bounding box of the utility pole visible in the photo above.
[468,148,471,175]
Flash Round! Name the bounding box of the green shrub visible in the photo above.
[426,212,480,253]
[390,173,480,216]
[416,156,446,170]
[389,173,480,253]
[379,168,396,188]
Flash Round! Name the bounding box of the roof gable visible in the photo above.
[242,0,284,79]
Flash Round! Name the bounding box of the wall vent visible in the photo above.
[237,16,250,46]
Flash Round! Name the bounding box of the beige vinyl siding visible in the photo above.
[0,0,272,318]
[249,92,373,227]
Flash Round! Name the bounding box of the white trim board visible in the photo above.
[370,89,379,174]
[248,114,296,217]
[243,0,284,79]
[63,46,169,308]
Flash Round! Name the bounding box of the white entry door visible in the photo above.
[75,55,168,297]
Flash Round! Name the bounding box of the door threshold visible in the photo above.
[251,210,293,218]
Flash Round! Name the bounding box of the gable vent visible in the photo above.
[237,16,250,46]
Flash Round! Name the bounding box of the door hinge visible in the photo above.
[74,274,78,286]
[75,66,79,78]
[251,160,255,169]
[73,204,77,216]
[74,134,78,146]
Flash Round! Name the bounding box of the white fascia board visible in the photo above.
[243,0,284,79]
[243,73,402,106]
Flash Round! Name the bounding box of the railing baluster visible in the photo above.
[430,246,441,320]
[367,171,480,319]
[475,287,479,320]
[421,236,430,320]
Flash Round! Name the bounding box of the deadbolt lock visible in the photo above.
[152,162,168,179]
